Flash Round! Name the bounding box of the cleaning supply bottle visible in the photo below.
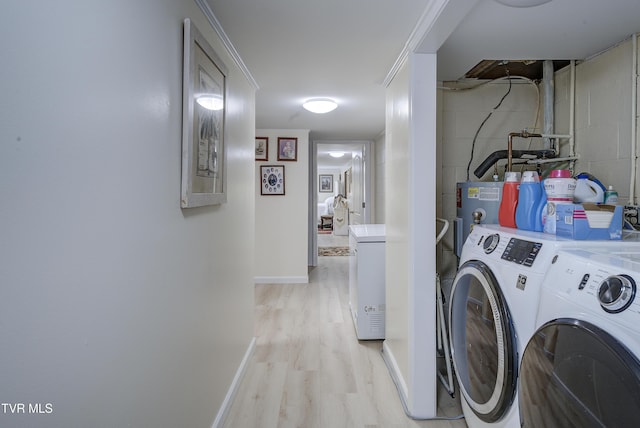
[499,171,520,228]
[534,182,547,232]
[604,185,619,204]
[516,171,543,231]
[543,169,576,234]
[574,173,605,203]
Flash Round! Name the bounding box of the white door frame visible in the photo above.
[308,140,373,267]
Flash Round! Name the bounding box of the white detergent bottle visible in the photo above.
[574,178,605,203]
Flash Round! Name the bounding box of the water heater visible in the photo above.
[454,181,502,257]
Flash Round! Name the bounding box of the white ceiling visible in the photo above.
[317,142,364,169]
[208,0,640,142]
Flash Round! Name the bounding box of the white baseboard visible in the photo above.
[211,337,256,428]
[254,276,309,284]
[381,341,410,414]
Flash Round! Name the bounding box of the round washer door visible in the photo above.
[449,260,518,423]
[520,318,640,428]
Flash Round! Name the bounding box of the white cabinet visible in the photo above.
[349,224,386,340]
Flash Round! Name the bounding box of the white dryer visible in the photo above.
[448,225,640,428]
[519,248,640,427]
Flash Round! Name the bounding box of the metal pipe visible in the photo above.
[540,133,571,139]
[527,156,580,165]
[543,60,555,150]
[508,133,514,171]
[507,131,543,171]
[569,60,576,172]
[632,33,638,203]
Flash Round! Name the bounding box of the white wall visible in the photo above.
[0,2,255,427]
[316,167,340,227]
[385,59,411,406]
[383,53,438,418]
[374,132,386,224]
[255,129,310,283]
[317,167,341,203]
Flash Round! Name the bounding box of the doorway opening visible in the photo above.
[309,140,373,267]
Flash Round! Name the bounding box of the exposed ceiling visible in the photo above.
[208,0,640,142]
[434,0,640,82]
[463,60,570,80]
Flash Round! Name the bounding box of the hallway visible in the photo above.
[317,230,349,248]
[223,255,466,428]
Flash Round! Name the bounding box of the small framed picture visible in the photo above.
[319,174,333,193]
[255,137,268,161]
[260,165,285,195]
[277,137,298,161]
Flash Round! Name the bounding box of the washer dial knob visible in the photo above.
[483,234,500,254]
[598,274,636,313]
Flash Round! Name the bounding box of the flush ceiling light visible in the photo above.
[329,152,345,158]
[303,98,338,114]
[494,0,552,7]
[196,94,224,111]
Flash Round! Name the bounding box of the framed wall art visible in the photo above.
[260,165,285,195]
[181,18,228,208]
[255,137,268,161]
[319,174,333,193]
[277,137,298,161]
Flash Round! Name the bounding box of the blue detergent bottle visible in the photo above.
[534,181,547,232]
[515,171,543,231]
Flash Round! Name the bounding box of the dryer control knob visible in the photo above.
[483,234,500,254]
[598,275,636,313]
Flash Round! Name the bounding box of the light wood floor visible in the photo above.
[317,230,349,247]
[223,255,467,428]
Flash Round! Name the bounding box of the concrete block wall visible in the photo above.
[557,37,637,203]
[438,81,540,283]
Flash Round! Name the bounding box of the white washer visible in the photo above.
[520,248,640,427]
[449,225,640,428]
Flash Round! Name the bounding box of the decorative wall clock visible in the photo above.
[260,165,285,195]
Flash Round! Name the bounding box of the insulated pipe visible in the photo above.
[540,133,571,139]
[507,131,543,171]
[543,60,555,150]
[474,148,556,178]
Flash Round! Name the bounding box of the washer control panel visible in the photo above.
[548,251,640,317]
[501,238,542,267]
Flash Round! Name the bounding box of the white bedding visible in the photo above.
[317,196,335,223]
